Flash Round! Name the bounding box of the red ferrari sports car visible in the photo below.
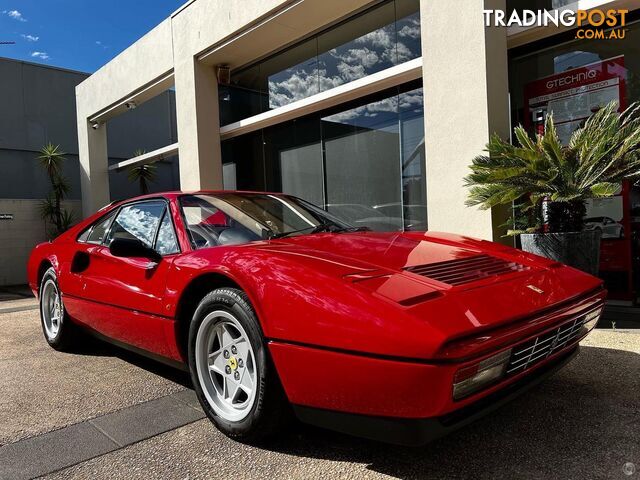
[28,191,605,445]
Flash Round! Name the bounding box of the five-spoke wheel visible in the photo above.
[41,277,63,340]
[39,267,78,350]
[195,310,257,422]
[188,287,290,442]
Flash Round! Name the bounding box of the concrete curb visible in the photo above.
[0,389,205,480]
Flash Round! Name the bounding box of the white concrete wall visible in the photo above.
[0,199,81,285]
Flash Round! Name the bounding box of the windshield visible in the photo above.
[180,193,355,249]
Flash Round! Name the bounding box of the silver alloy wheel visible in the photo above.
[41,279,62,340]
[195,310,258,422]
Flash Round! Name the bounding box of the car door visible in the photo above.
[66,199,181,357]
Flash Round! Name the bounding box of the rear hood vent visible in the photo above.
[404,254,530,286]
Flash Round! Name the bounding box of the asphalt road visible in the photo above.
[1,306,639,479]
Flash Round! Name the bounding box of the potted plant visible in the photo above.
[464,101,640,275]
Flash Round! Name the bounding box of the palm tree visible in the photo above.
[127,149,157,195]
[38,143,69,234]
[465,101,640,233]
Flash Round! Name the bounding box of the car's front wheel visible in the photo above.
[188,288,289,443]
[39,267,79,350]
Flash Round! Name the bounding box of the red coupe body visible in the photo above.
[28,191,605,444]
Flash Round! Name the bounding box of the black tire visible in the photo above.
[188,287,290,443]
[39,267,79,351]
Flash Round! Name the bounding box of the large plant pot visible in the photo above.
[520,230,601,276]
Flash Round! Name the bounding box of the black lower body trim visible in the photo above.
[293,346,579,446]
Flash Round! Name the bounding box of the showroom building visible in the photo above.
[76,0,640,302]
[0,57,178,285]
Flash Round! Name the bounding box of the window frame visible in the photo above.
[77,197,181,257]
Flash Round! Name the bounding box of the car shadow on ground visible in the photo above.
[70,335,193,388]
[259,345,639,479]
[74,337,638,479]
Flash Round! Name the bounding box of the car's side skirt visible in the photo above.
[63,294,182,362]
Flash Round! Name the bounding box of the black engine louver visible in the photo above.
[404,254,530,286]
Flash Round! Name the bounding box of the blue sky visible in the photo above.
[0,0,184,73]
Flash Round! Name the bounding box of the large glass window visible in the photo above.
[399,87,427,230]
[322,93,402,230]
[263,116,324,206]
[221,130,265,191]
[219,0,421,126]
[262,38,320,110]
[317,2,397,90]
[222,80,425,232]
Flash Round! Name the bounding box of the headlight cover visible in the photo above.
[452,349,512,400]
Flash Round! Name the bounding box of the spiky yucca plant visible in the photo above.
[127,149,157,195]
[38,143,73,237]
[465,101,640,234]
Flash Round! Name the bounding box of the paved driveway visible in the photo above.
[0,307,638,479]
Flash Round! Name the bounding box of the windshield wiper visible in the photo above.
[269,223,337,239]
[331,226,371,233]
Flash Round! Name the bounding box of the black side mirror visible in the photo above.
[109,237,162,262]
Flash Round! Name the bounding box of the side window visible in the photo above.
[85,211,117,244]
[105,201,165,247]
[77,227,91,243]
[155,210,179,255]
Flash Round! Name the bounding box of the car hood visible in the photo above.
[261,231,535,277]
[253,230,603,339]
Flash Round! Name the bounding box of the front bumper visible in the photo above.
[292,346,578,446]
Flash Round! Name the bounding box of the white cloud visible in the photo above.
[268,68,319,108]
[355,28,393,49]
[398,24,420,40]
[95,40,108,49]
[340,48,380,69]
[398,18,421,40]
[3,9,27,21]
[265,22,421,110]
[21,34,39,42]
[336,62,366,83]
[31,51,50,60]
[323,97,398,124]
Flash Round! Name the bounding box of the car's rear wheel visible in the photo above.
[39,267,78,350]
[188,288,290,442]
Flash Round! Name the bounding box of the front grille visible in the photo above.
[506,316,588,375]
[404,254,530,286]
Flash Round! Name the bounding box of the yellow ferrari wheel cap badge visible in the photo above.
[228,357,238,370]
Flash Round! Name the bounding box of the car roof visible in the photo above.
[107,190,287,206]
